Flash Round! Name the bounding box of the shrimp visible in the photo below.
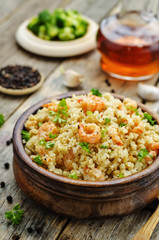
[79,95,105,113]
[38,122,57,141]
[83,166,105,180]
[145,151,156,164]
[78,123,101,144]
[132,122,144,135]
[108,127,123,146]
[147,142,159,153]
[91,168,105,180]
[42,101,59,112]
[123,98,137,109]
[63,149,74,170]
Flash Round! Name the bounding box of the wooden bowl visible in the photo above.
[13,91,159,218]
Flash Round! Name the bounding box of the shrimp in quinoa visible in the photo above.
[78,123,101,144]
[78,95,105,113]
[108,127,123,146]
[38,122,57,141]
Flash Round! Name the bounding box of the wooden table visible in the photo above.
[1,0,159,239]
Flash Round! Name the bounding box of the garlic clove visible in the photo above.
[62,69,83,88]
[137,83,159,101]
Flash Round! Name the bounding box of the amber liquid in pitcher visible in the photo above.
[97,11,159,80]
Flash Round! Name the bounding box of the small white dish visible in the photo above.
[15,16,98,57]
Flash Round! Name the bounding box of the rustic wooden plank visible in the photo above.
[57,210,153,240]
[0,0,28,23]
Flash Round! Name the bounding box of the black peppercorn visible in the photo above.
[27,227,34,233]
[0,65,41,90]
[7,195,13,203]
[4,162,9,169]
[105,79,111,87]
[12,235,20,240]
[6,140,11,146]
[0,181,5,188]
[111,89,115,93]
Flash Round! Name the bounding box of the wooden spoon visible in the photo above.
[132,198,159,240]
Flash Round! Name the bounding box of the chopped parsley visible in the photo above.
[21,130,30,141]
[87,111,93,115]
[5,204,24,225]
[33,155,44,166]
[49,99,68,124]
[68,172,77,179]
[53,116,66,124]
[119,122,126,127]
[101,129,108,139]
[100,145,108,149]
[38,122,43,127]
[39,139,55,149]
[0,114,4,127]
[105,118,111,124]
[90,88,102,97]
[49,133,57,139]
[143,112,156,126]
[119,173,124,178]
[79,142,91,153]
[126,106,139,116]
[138,148,152,162]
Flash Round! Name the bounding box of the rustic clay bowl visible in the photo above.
[13,91,159,218]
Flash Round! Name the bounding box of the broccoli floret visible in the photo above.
[74,24,87,38]
[38,25,46,39]
[58,27,75,41]
[27,17,40,35]
[38,9,52,23]
[46,24,59,39]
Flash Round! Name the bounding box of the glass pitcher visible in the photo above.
[97,0,159,81]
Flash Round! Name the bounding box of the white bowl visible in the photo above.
[15,16,99,57]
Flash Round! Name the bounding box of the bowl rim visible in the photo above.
[13,91,159,187]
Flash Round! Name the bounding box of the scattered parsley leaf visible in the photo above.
[87,111,93,115]
[100,145,108,149]
[21,130,30,141]
[143,112,156,126]
[119,173,124,178]
[138,148,152,162]
[49,110,56,116]
[79,142,91,153]
[49,133,57,139]
[101,129,107,139]
[126,106,139,116]
[90,88,102,97]
[68,172,77,179]
[119,122,126,127]
[39,139,55,149]
[0,114,4,127]
[5,204,24,225]
[49,99,68,124]
[39,139,45,145]
[105,118,111,124]
[33,155,44,166]
[38,122,43,127]
[45,141,55,149]
[58,99,68,114]
[53,115,66,124]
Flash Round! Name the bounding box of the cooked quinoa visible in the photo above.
[23,91,159,181]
